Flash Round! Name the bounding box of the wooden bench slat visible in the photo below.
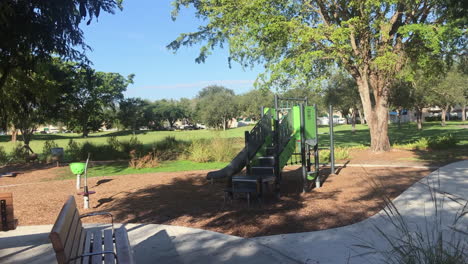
[92,230,103,264]
[115,227,135,264]
[104,229,116,264]
[69,227,85,263]
[82,231,93,264]
[63,210,80,260]
[50,196,79,252]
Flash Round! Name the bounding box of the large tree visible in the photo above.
[238,89,274,120]
[1,59,69,149]
[64,66,133,137]
[0,0,123,89]
[117,98,150,132]
[169,0,465,151]
[325,71,361,131]
[196,85,238,130]
[431,69,467,126]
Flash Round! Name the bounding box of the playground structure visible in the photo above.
[208,95,335,204]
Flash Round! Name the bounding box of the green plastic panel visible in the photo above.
[305,106,317,140]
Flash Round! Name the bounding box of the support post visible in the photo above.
[314,104,320,187]
[76,174,81,190]
[245,131,250,174]
[329,105,335,174]
[300,104,307,193]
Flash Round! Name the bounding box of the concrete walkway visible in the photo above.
[1,161,467,263]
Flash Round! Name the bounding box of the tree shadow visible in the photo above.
[98,167,341,237]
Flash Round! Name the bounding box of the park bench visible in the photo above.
[0,193,17,231]
[49,196,135,264]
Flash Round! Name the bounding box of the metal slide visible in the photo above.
[206,110,273,180]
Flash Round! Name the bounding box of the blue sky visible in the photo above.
[81,0,261,100]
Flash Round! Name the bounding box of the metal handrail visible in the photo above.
[277,113,294,153]
[80,212,114,233]
[245,109,272,159]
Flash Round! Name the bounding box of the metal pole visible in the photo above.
[300,104,307,193]
[273,95,280,195]
[329,105,335,174]
[76,174,81,190]
[314,104,320,187]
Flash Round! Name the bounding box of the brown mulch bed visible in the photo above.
[0,163,433,238]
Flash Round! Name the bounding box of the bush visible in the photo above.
[0,146,8,164]
[153,136,186,161]
[427,134,459,150]
[120,135,144,156]
[107,136,121,151]
[66,139,81,162]
[11,143,29,162]
[186,138,239,163]
[187,139,214,162]
[407,134,459,150]
[129,148,159,169]
[319,148,350,164]
[42,140,59,162]
[425,116,442,122]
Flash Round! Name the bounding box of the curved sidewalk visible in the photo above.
[1,160,466,263]
[253,160,468,263]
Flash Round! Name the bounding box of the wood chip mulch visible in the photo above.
[0,162,432,238]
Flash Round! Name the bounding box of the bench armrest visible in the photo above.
[80,212,114,232]
[69,250,117,262]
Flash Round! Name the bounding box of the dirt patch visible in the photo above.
[345,148,467,166]
[0,163,432,238]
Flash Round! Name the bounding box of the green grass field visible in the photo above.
[55,160,228,180]
[1,121,467,156]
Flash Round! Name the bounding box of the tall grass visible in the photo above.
[187,137,241,162]
[354,171,468,264]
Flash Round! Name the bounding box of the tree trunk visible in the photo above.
[82,126,89,137]
[222,117,226,131]
[10,127,17,143]
[351,108,357,133]
[358,109,365,124]
[415,107,423,130]
[441,106,448,126]
[397,107,402,129]
[356,73,391,152]
[462,104,466,122]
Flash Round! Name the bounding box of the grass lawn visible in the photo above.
[56,160,228,179]
[0,126,255,155]
[317,121,468,148]
[1,121,468,156]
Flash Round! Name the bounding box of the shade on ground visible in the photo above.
[0,161,466,263]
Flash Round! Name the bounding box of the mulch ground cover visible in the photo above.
[0,148,442,238]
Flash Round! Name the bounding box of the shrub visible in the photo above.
[0,146,8,164]
[120,135,144,156]
[107,136,121,151]
[427,134,459,150]
[153,136,186,161]
[11,143,29,162]
[407,137,429,150]
[187,139,213,162]
[42,140,59,162]
[425,116,442,122]
[129,148,159,169]
[66,139,81,162]
[210,138,237,162]
[319,148,350,164]
[186,138,239,163]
